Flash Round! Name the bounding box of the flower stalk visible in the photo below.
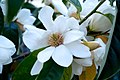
[79,0,106,25]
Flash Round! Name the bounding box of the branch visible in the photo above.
[79,0,106,25]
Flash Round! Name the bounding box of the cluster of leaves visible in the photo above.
[0,0,119,80]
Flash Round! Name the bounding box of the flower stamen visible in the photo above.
[48,33,63,47]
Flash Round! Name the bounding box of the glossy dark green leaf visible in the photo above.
[22,2,37,12]
[69,0,82,12]
[37,59,65,80]
[6,0,25,23]
[0,7,4,34]
[2,22,19,49]
[12,48,44,80]
[61,65,72,80]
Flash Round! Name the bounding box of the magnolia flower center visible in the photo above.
[48,33,63,47]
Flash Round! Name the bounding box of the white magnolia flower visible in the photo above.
[72,58,92,76]
[0,35,16,73]
[23,6,91,75]
[0,0,36,25]
[43,0,68,16]
[91,38,106,68]
[89,13,112,32]
[14,8,36,25]
[79,0,115,16]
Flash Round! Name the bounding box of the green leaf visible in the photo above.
[95,11,114,24]
[61,65,72,80]
[36,59,65,80]
[104,13,114,24]
[0,7,4,34]
[6,0,25,23]
[69,0,82,12]
[12,48,44,80]
[22,2,37,12]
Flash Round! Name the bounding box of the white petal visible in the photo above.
[89,13,112,32]
[80,0,98,16]
[93,38,106,62]
[3,57,12,65]
[23,28,49,51]
[18,16,36,25]
[74,58,92,66]
[37,47,55,63]
[64,30,84,44]
[0,65,3,73]
[31,60,43,75]
[16,9,31,23]
[51,0,68,16]
[38,6,54,30]
[95,38,106,47]
[98,0,115,15]
[66,41,91,58]
[24,25,38,31]
[67,17,79,30]
[92,48,104,62]
[68,4,77,16]
[72,61,83,75]
[0,48,12,64]
[53,15,68,33]
[79,17,90,36]
[0,35,15,48]
[52,45,73,67]
[9,47,16,56]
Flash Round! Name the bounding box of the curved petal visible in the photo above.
[3,57,12,65]
[0,48,12,64]
[18,16,36,25]
[92,38,106,62]
[89,13,112,32]
[98,0,115,15]
[66,41,91,58]
[37,47,55,63]
[74,58,92,67]
[53,15,68,33]
[23,29,49,51]
[16,9,31,22]
[63,30,84,44]
[52,45,73,67]
[31,60,43,75]
[9,47,16,56]
[68,4,77,16]
[0,65,3,73]
[95,38,106,47]
[67,17,79,30]
[38,6,54,30]
[80,0,98,16]
[72,61,83,75]
[24,25,39,31]
[0,35,15,48]
[51,0,68,16]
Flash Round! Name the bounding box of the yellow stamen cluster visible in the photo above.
[48,33,63,47]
